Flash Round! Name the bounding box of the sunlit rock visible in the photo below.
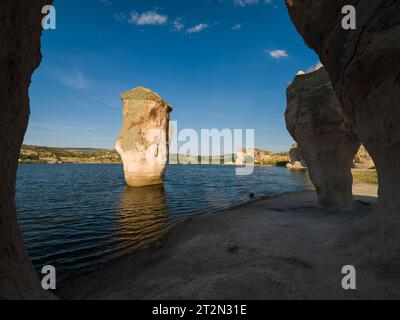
[353,145,375,169]
[116,87,173,187]
[287,144,307,170]
[285,67,360,209]
[116,87,172,187]
[286,0,400,215]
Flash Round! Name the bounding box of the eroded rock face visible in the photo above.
[286,0,400,214]
[285,68,360,208]
[354,145,375,169]
[0,1,53,299]
[116,87,173,187]
[287,144,307,170]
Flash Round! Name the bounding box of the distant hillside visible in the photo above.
[169,154,237,165]
[237,148,289,166]
[20,145,121,164]
[19,145,289,166]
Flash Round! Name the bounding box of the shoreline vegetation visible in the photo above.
[19,144,290,167]
[352,170,378,185]
[19,144,378,185]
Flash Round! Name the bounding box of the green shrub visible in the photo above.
[275,161,289,167]
[353,171,378,184]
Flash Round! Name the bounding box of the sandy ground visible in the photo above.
[59,182,400,300]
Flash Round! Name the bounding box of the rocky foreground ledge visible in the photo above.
[58,183,400,300]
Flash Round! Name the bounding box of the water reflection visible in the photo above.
[17,164,313,283]
[117,185,169,250]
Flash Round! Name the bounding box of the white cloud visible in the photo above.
[99,0,112,6]
[269,49,289,59]
[232,23,242,30]
[54,67,89,90]
[172,17,185,32]
[234,0,258,6]
[129,11,168,26]
[234,0,272,7]
[186,23,208,34]
[113,13,128,23]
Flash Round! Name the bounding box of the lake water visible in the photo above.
[16,164,312,283]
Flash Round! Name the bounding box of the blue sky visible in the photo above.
[26,0,319,152]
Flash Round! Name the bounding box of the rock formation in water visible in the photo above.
[0,1,54,299]
[289,143,374,170]
[287,144,307,170]
[286,0,400,215]
[285,67,360,208]
[116,87,173,187]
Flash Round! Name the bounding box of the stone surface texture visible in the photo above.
[116,87,173,187]
[287,144,307,170]
[286,0,400,214]
[285,68,360,208]
[0,1,54,299]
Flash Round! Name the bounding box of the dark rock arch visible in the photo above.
[286,0,400,215]
[285,1,400,259]
[285,67,360,209]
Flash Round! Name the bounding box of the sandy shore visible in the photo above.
[59,182,400,300]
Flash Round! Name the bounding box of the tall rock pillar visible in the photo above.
[285,68,360,209]
[116,87,173,187]
[286,0,400,214]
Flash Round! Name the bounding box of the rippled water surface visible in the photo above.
[16,164,312,283]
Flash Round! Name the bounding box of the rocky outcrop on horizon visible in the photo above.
[236,148,289,166]
[287,143,375,170]
[354,145,375,169]
[286,0,400,216]
[116,87,173,187]
[285,67,360,209]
